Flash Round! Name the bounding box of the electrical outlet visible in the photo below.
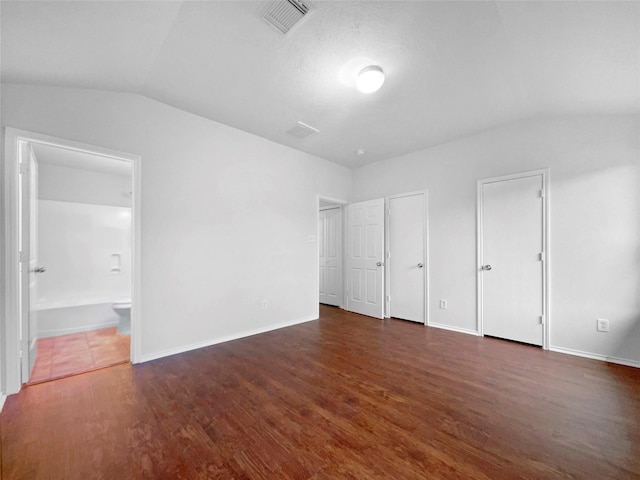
[439,299,448,309]
[262,300,268,309]
[597,318,609,332]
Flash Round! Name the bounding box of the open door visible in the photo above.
[20,144,40,382]
[346,198,385,319]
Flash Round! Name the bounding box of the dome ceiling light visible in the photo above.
[356,65,385,94]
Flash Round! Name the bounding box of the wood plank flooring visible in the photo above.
[2,305,639,479]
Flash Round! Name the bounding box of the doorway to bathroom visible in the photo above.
[4,128,141,392]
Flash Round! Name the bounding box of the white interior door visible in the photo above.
[320,207,342,307]
[20,144,40,382]
[481,174,544,346]
[389,193,426,323]
[346,198,385,319]
[28,151,39,377]
[319,210,327,304]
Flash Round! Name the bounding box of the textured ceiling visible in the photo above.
[2,1,638,168]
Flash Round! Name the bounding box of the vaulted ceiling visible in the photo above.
[2,1,638,168]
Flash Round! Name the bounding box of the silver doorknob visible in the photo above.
[376,262,383,267]
[33,266,47,274]
[482,265,492,271]
[417,263,424,268]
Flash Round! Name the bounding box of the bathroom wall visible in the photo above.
[36,162,132,336]
[38,163,132,207]
[37,200,132,308]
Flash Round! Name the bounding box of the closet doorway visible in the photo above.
[318,199,344,308]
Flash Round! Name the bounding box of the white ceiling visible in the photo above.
[2,1,638,168]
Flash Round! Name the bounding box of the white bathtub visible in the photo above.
[35,298,121,338]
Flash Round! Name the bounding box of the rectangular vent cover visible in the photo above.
[263,0,313,35]
[286,121,319,139]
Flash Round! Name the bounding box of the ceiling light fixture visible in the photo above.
[356,65,385,94]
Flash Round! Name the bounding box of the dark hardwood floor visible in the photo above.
[2,305,639,479]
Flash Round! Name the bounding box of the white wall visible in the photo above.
[37,200,132,309]
[353,114,640,364]
[39,163,132,208]
[2,83,635,375]
[0,82,5,403]
[1,83,352,361]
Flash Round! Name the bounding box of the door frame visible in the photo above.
[3,127,142,394]
[476,168,550,350]
[385,190,429,325]
[318,204,343,308]
[316,195,347,317]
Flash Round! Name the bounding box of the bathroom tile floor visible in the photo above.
[28,327,130,384]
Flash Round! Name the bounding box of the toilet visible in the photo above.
[112,300,131,335]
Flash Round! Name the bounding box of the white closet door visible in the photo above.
[389,193,425,323]
[324,207,342,307]
[346,198,385,319]
[481,175,544,346]
[318,210,327,304]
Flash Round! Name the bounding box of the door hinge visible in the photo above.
[19,250,27,263]
[539,316,545,325]
[19,162,28,175]
[386,295,390,301]
[538,189,544,198]
[538,252,544,262]
[19,349,23,359]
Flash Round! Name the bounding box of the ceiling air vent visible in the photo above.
[262,0,314,36]
[286,121,319,139]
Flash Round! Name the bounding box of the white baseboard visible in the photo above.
[0,393,6,413]
[549,346,640,368]
[38,320,120,339]
[607,356,640,368]
[549,346,606,361]
[428,322,479,336]
[137,315,318,364]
